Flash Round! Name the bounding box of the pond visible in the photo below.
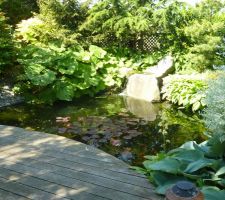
[0,95,206,166]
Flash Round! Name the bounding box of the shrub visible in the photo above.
[202,73,225,155]
[0,0,38,25]
[14,16,77,46]
[161,74,208,112]
[38,0,88,31]
[15,43,130,103]
[153,0,225,72]
[0,11,13,73]
[80,0,155,48]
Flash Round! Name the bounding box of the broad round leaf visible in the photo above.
[144,158,181,174]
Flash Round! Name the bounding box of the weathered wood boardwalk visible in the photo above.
[0,125,162,200]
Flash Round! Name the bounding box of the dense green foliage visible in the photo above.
[0,0,38,25]
[80,0,156,48]
[12,3,125,103]
[161,74,208,111]
[14,16,75,46]
[16,43,130,103]
[1,0,225,102]
[38,0,89,31]
[81,0,225,72]
[154,0,225,72]
[203,74,225,145]
[0,11,13,72]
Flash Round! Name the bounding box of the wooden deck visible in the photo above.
[0,125,162,200]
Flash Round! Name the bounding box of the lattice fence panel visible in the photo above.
[135,35,159,52]
[92,35,160,52]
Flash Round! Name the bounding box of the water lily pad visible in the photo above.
[99,138,108,143]
[58,127,67,134]
[91,134,100,139]
[110,138,122,146]
[114,132,123,137]
[127,121,137,125]
[123,135,132,140]
[82,136,90,141]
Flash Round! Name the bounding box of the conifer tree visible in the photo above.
[0,0,38,25]
[80,0,156,48]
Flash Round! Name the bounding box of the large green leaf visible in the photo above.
[215,166,225,177]
[184,158,215,173]
[54,81,75,101]
[201,187,225,200]
[172,149,204,162]
[25,64,56,86]
[143,158,181,174]
[151,171,186,195]
[75,51,91,62]
[57,58,78,75]
[89,45,107,59]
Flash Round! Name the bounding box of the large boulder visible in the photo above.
[126,74,160,102]
[121,56,174,102]
[144,55,173,78]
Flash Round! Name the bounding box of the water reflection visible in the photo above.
[124,97,160,121]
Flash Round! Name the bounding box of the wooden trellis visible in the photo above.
[135,35,159,52]
[92,34,160,52]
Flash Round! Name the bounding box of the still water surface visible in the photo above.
[0,95,205,165]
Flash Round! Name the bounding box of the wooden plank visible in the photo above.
[0,160,155,200]
[0,188,29,200]
[0,177,69,200]
[0,129,126,165]
[0,167,108,200]
[0,144,152,189]
[0,132,145,178]
[0,130,127,164]
[0,143,145,180]
[0,125,131,167]
[0,153,154,198]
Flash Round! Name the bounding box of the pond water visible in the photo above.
[0,95,206,166]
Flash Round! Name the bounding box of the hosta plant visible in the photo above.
[161,74,208,112]
[133,140,225,200]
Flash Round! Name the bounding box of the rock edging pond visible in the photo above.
[0,85,23,108]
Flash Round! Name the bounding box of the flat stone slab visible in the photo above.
[0,125,162,200]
